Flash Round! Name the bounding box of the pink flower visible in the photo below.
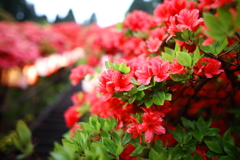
[170,58,186,74]
[69,65,93,86]
[98,69,133,101]
[176,9,203,31]
[194,57,224,78]
[135,63,153,85]
[146,37,162,53]
[123,10,156,32]
[151,57,170,82]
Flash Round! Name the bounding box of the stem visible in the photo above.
[218,41,240,57]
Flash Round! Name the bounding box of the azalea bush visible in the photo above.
[11,0,240,159]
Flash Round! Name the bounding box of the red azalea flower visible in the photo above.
[139,110,166,143]
[151,57,170,82]
[98,68,133,101]
[199,0,233,10]
[154,0,187,24]
[149,27,168,41]
[120,144,137,160]
[69,65,94,86]
[176,9,203,31]
[123,10,156,32]
[146,37,162,53]
[135,63,153,85]
[127,116,142,139]
[194,57,224,78]
[64,105,81,128]
[170,58,186,74]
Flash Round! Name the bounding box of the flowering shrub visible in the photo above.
[11,0,240,159]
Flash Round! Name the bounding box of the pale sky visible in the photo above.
[26,0,134,27]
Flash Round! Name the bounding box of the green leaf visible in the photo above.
[164,47,175,56]
[197,117,205,132]
[205,141,224,154]
[170,74,187,82]
[12,137,23,151]
[171,148,183,159]
[111,132,121,145]
[130,145,145,156]
[223,129,234,145]
[152,91,165,105]
[115,145,124,157]
[204,128,219,136]
[169,125,184,143]
[193,131,203,141]
[80,122,96,133]
[137,84,153,91]
[153,140,167,156]
[131,77,140,85]
[207,150,221,158]
[193,153,202,160]
[185,140,197,154]
[144,98,153,108]
[223,140,240,159]
[136,91,145,101]
[219,155,235,160]
[16,120,31,144]
[149,148,161,160]
[129,95,137,104]
[102,138,118,155]
[175,43,181,52]
[162,52,174,62]
[176,52,192,67]
[165,93,172,101]
[89,116,101,132]
[183,154,193,160]
[105,61,111,69]
[181,117,195,129]
[129,86,138,94]
[203,12,227,40]
[101,129,111,139]
[218,7,233,29]
[193,47,201,65]
[236,1,240,29]
[122,133,131,146]
[119,62,130,74]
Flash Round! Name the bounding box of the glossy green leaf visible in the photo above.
[205,141,224,154]
[119,62,130,74]
[171,148,183,159]
[218,7,233,29]
[193,131,203,141]
[162,52,174,62]
[181,117,195,129]
[144,98,153,108]
[193,47,201,65]
[223,140,240,158]
[152,91,165,105]
[170,74,187,82]
[176,52,192,67]
[102,138,117,155]
[165,93,172,101]
[122,133,131,146]
[223,129,234,145]
[115,145,124,157]
[149,148,161,160]
[130,145,145,156]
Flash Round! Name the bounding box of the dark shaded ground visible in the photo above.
[30,82,82,160]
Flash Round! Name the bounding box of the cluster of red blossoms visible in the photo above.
[63,0,240,159]
[0,21,82,69]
